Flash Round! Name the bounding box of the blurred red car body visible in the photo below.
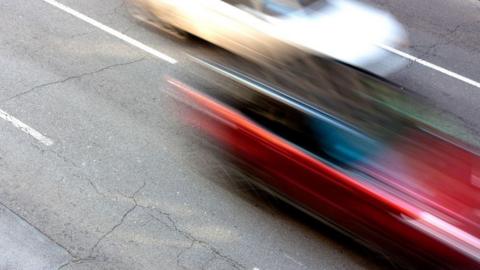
[167,76,480,269]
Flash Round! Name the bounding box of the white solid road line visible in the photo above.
[0,109,54,146]
[379,44,480,89]
[40,0,177,64]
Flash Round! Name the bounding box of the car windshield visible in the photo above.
[258,0,325,16]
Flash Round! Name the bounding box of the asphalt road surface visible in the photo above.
[0,1,479,269]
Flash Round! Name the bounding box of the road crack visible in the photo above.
[145,208,246,270]
[1,57,146,104]
[89,180,146,257]
[31,143,111,198]
[55,180,147,270]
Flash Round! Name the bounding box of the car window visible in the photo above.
[222,0,254,7]
[258,0,325,16]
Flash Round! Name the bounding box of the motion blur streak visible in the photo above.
[128,0,408,76]
[129,0,480,269]
[167,77,418,218]
[412,212,480,261]
[165,67,480,269]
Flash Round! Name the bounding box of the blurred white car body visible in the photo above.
[130,0,409,76]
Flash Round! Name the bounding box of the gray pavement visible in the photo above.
[0,0,478,269]
[0,204,70,270]
[368,0,480,138]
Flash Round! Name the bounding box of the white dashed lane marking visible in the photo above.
[380,44,480,89]
[0,109,54,146]
[40,0,177,64]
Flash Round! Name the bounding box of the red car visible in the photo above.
[166,56,480,269]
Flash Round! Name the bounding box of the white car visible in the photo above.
[129,0,409,76]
